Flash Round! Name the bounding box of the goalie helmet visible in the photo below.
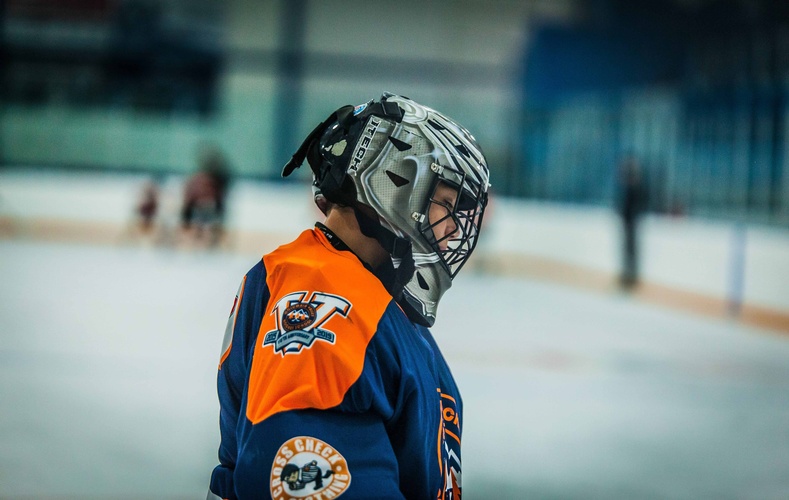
[283,93,489,326]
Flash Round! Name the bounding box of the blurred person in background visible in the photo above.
[135,176,160,234]
[208,93,489,499]
[617,155,647,289]
[180,145,230,248]
[121,175,162,245]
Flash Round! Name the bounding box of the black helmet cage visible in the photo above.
[420,165,487,279]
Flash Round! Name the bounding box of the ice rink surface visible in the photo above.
[1,239,788,499]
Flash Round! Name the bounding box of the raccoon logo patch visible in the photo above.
[263,291,352,356]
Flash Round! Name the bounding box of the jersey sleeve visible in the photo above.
[229,313,412,499]
[209,261,269,500]
[235,408,406,499]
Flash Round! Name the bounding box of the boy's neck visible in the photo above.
[323,207,389,269]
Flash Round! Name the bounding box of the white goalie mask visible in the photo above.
[284,93,490,326]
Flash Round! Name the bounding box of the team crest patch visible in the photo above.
[271,436,351,499]
[263,291,352,356]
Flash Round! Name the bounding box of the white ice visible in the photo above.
[1,239,788,499]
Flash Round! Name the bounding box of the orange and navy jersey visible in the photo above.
[208,227,463,500]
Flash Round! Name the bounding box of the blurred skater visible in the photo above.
[180,147,230,248]
[136,177,160,234]
[121,176,162,245]
[617,156,647,289]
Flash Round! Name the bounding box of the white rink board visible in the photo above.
[2,169,787,312]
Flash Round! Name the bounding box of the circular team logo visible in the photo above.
[270,436,351,499]
[282,303,317,332]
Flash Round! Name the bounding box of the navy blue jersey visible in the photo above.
[209,228,462,499]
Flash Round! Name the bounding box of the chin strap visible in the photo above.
[352,206,415,300]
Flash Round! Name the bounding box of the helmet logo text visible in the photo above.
[348,117,381,174]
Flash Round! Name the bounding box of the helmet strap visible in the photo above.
[352,205,415,300]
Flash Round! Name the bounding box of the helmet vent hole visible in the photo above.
[416,272,430,290]
[388,136,412,151]
[454,143,471,158]
[427,119,445,131]
[385,170,410,187]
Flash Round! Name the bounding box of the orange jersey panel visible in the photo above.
[246,228,392,424]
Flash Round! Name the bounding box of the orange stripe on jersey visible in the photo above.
[245,229,392,424]
[436,388,443,475]
[219,275,247,370]
[440,393,456,404]
[444,428,461,445]
[451,470,461,499]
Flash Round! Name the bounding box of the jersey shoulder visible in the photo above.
[246,228,394,424]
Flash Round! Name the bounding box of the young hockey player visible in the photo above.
[208,93,489,499]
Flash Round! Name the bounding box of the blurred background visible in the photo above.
[1,0,789,498]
